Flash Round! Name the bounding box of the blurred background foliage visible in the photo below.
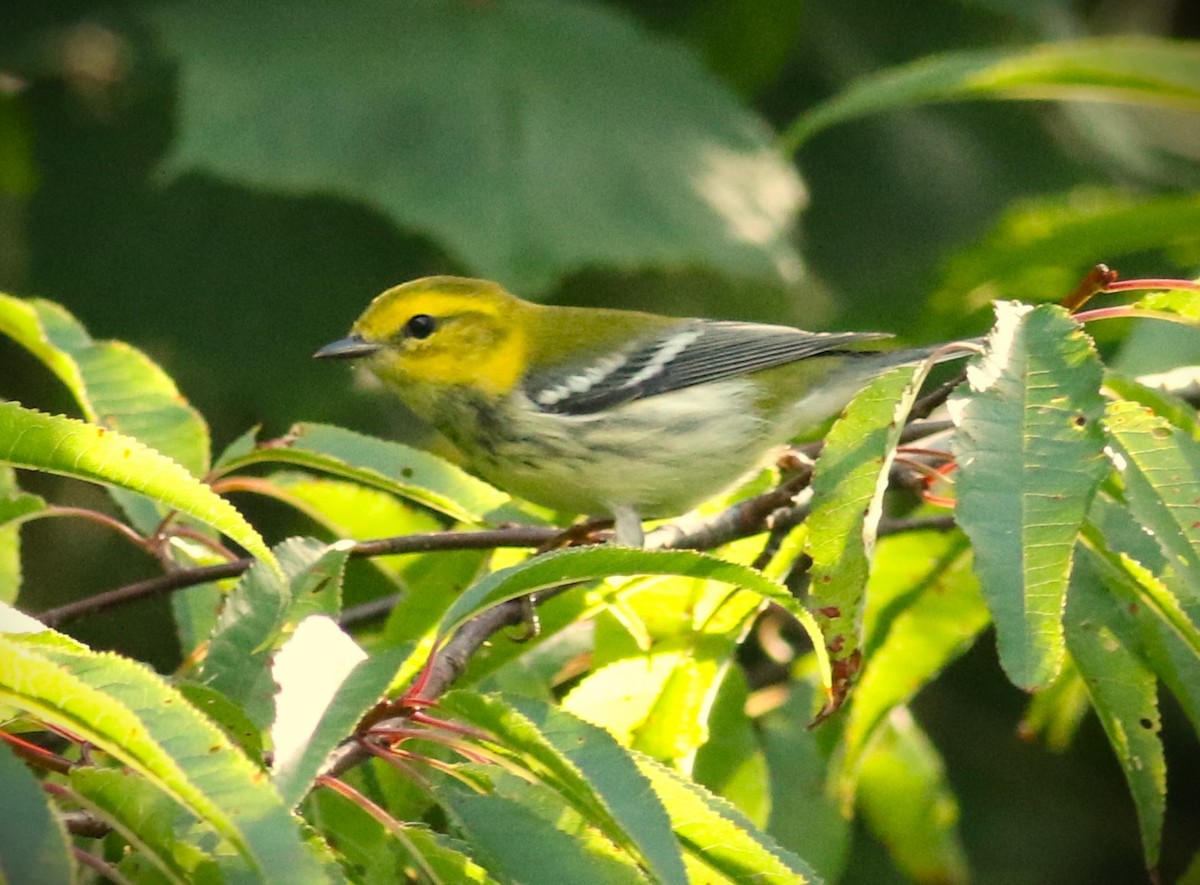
[2,0,1199,882]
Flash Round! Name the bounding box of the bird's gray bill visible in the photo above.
[313,336,382,360]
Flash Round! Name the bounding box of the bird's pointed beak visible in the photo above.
[313,335,382,360]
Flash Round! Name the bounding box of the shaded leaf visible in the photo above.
[785,37,1200,149]
[1067,548,1166,869]
[149,0,804,291]
[950,302,1107,689]
[0,740,75,885]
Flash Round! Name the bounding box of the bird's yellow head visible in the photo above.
[316,276,532,397]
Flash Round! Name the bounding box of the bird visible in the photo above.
[316,276,959,545]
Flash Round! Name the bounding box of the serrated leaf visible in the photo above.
[1066,548,1166,869]
[270,616,409,808]
[69,767,217,885]
[806,359,936,714]
[434,781,648,885]
[0,292,210,530]
[0,740,76,884]
[1103,398,1200,608]
[838,532,986,806]
[200,538,352,730]
[441,691,686,885]
[148,0,804,291]
[0,402,278,573]
[635,753,821,884]
[785,37,1200,148]
[436,546,830,695]
[0,633,329,882]
[856,711,968,885]
[950,302,1107,690]
[216,423,511,524]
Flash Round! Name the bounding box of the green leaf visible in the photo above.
[856,711,969,885]
[436,546,830,695]
[0,293,210,476]
[441,691,687,885]
[433,781,648,885]
[806,359,936,713]
[784,37,1200,149]
[562,578,761,767]
[950,302,1108,690]
[635,754,821,884]
[1103,398,1200,608]
[148,0,804,290]
[927,191,1200,328]
[216,423,512,524]
[1019,657,1092,751]
[0,740,75,885]
[839,532,987,805]
[270,616,409,808]
[69,767,217,885]
[0,633,329,882]
[200,538,352,730]
[0,402,278,574]
[1066,548,1166,869]
[757,685,849,882]
[0,465,44,604]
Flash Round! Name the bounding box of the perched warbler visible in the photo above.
[316,276,956,545]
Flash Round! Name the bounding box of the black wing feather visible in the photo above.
[526,320,891,416]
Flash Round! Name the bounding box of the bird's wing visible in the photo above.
[525,320,891,416]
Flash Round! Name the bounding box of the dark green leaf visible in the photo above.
[785,37,1200,149]
[149,0,804,290]
[0,740,75,884]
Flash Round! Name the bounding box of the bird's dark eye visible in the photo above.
[405,314,437,339]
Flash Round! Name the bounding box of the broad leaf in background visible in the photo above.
[784,37,1200,149]
[147,0,805,291]
[0,740,75,884]
[950,303,1107,690]
[0,402,278,573]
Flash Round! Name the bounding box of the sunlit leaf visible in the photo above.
[0,402,278,573]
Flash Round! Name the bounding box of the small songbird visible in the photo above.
[316,276,953,545]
